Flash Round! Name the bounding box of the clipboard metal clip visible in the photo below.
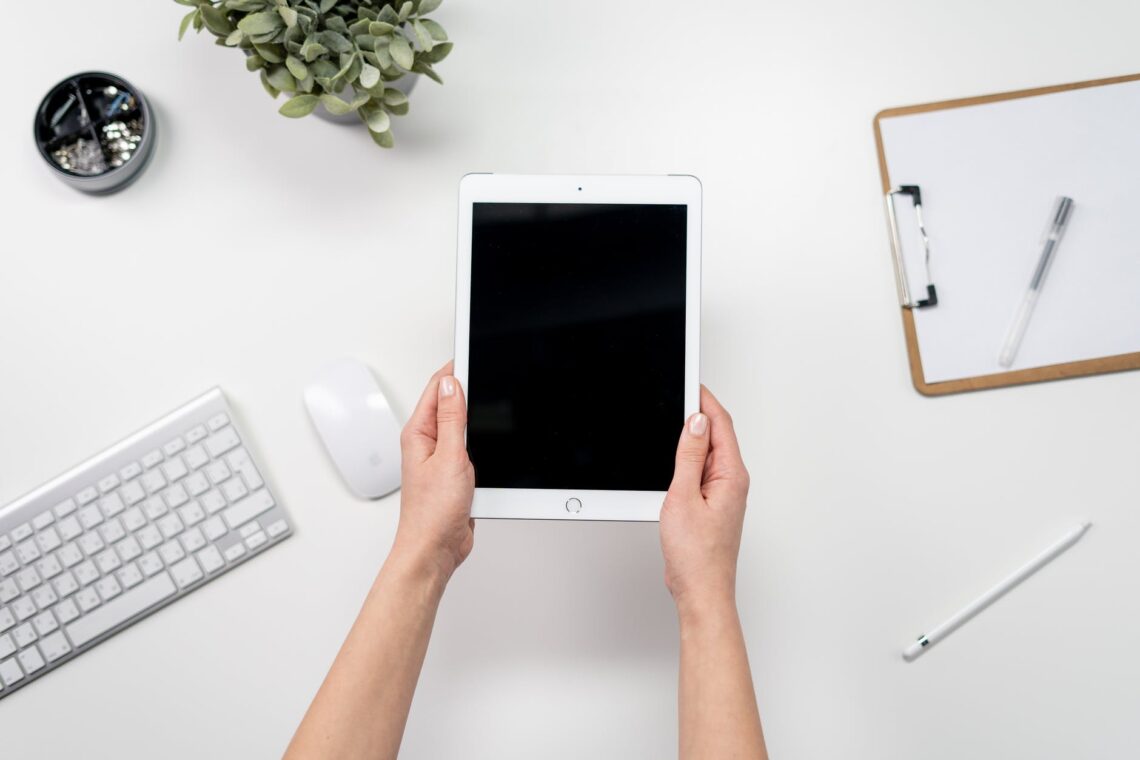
[885,185,938,309]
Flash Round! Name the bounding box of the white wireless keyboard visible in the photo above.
[0,389,292,700]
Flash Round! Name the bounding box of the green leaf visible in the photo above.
[389,36,413,69]
[285,55,309,79]
[237,11,282,35]
[370,128,395,148]
[278,6,298,27]
[369,21,395,35]
[266,64,297,92]
[382,88,408,107]
[319,0,337,12]
[224,29,243,46]
[309,59,339,79]
[362,105,390,133]
[412,60,442,84]
[373,42,393,69]
[417,0,443,13]
[384,98,409,115]
[420,40,451,63]
[245,53,266,71]
[178,10,197,40]
[420,19,447,41]
[260,70,280,98]
[225,0,266,10]
[317,30,353,54]
[398,1,413,22]
[411,20,433,52]
[358,62,381,89]
[377,5,399,24]
[199,5,235,35]
[278,93,319,117]
[349,92,371,109]
[319,93,354,115]
[300,39,328,62]
[253,43,285,62]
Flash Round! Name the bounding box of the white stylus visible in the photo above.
[903,522,1091,662]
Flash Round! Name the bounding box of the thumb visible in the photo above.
[435,375,468,457]
[668,413,710,498]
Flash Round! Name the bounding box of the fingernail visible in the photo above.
[689,413,708,436]
[440,376,456,397]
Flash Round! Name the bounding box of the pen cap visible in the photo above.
[1040,196,1075,244]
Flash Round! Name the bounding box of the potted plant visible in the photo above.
[175,0,452,147]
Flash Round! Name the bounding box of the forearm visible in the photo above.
[677,594,767,760]
[284,548,449,760]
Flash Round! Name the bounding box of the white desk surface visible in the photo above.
[3,1,1138,757]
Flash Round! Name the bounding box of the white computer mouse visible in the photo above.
[304,357,402,500]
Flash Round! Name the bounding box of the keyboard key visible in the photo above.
[208,413,230,431]
[202,517,226,541]
[184,445,210,471]
[143,497,167,521]
[223,543,246,562]
[239,522,261,539]
[78,533,105,556]
[32,611,58,636]
[0,657,24,687]
[116,536,142,562]
[158,514,184,540]
[267,519,289,538]
[53,498,78,518]
[163,484,190,509]
[201,490,227,515]
[0,634,14,659]
[16,540,41,564]
[58,515,83,542]
[100,493,126,518]
[16,567,41,592]
[137,525,163,551]
[119,461,143,482]
[0,536,8,552]
[100,518,126,545]
[138,552,163,577]
[11,523,33,543]
[12,597,36,621]
[222,478,248,503]
[140,470,166,494]
[178,501,206,527]
[119,479,146,506]
[12,622,37,647]
[74,561,99,587]
[67,572,176,648]
[78,505,104,530]
[36,554,62,580]
[17,646,45,674]
[141,449,164,470]
[185,425,209,444]
[32,511,55,530]
[39,631,71,662]
[58,542,83,567]
[196,545,224,574]
[0,579,18,604]
[158,541,185,566]
[95,549,122,575]
[205,427,240,458]
[53,572,79,598]
[223,490,274,530]
[95,576,122,602]
[97,473,120,493]
[184,472,210,497]
[53,599,79,625]
[0,608,13,632]
[180,528,206,554]
[0,552,17,575]
[244,532,268,551]
[75,587,101,613]
[170,557,203,588]
[35,527,62,554]
[31,585,57,609]
[76,486,99,506]
[161,457,189,483]
[118,563,144,589]
[122,507,146,533]
[163,437,186,456]
[205,461,231,485]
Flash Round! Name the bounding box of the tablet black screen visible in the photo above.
[467,202,688,491]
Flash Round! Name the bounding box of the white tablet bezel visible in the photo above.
[454,173,701,522]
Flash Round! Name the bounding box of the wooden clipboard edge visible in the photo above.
[872,72,1140,396]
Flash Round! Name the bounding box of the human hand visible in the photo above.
[660,386,750,615]
[391,361,476,581]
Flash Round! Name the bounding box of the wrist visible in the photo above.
[384,538,456,595]
[674,586,738,628]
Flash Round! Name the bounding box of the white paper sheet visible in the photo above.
[879,80,1140,384]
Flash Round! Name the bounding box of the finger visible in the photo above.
[434,374,468,457]
[700,385,744,468]
[403,361,454,459]
[667,412,710,498]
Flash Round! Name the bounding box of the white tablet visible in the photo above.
[454,174,701,521]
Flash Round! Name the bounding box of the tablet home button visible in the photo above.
[565,497,582,514]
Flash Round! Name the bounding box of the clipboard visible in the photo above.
[873,73,1140,396]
